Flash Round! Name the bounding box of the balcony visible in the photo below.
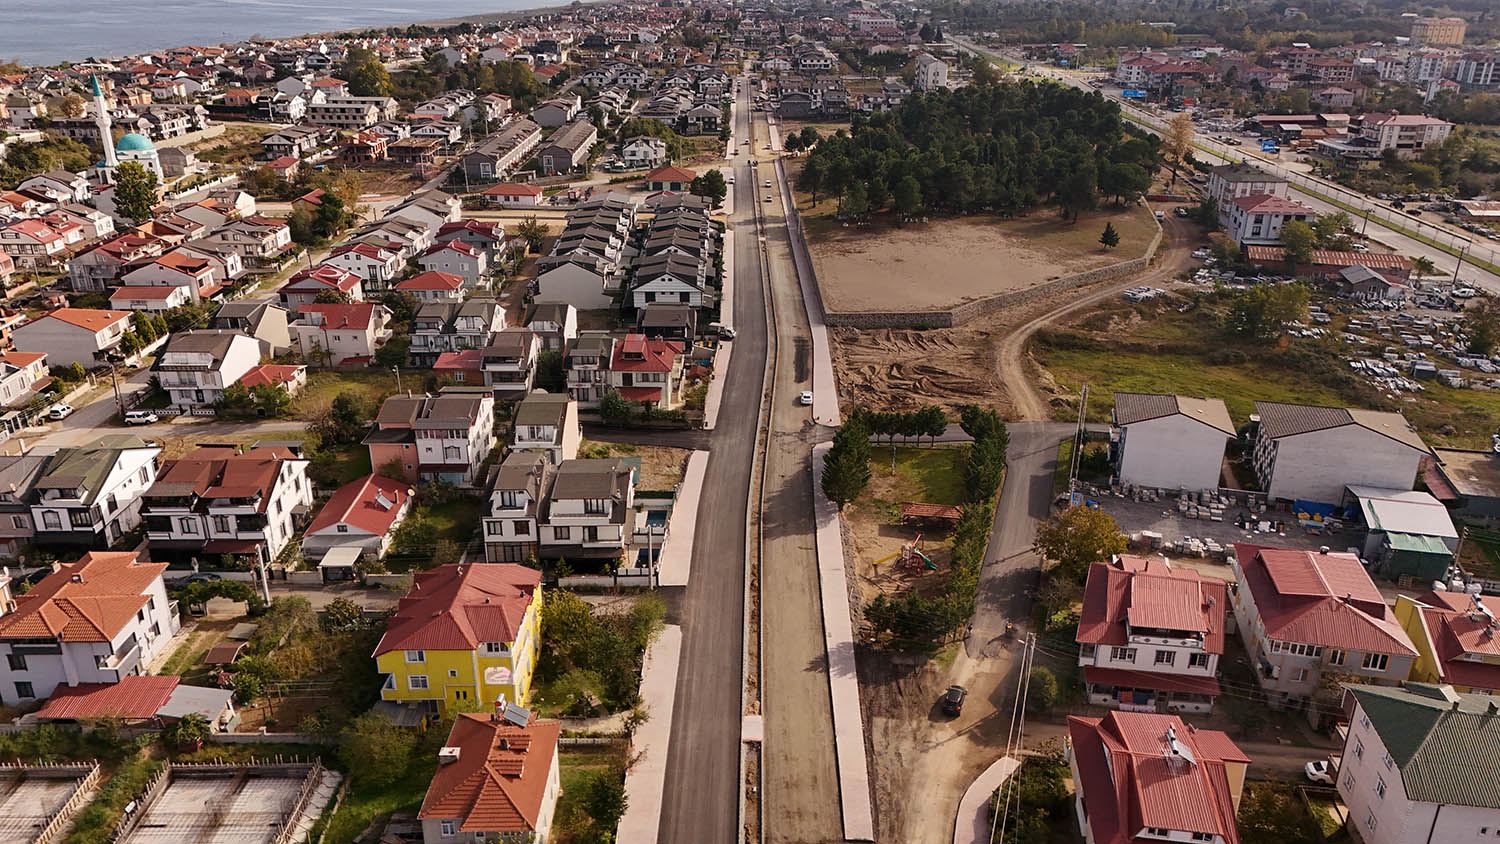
[97,643,141,681]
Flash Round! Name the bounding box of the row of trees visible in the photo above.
[796,83,1160,221]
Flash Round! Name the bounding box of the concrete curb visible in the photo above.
[810,442,875,841]
[656,450,707,587]
[617,624,683,844]
[953,756,1021,844]
[703,342,731,429]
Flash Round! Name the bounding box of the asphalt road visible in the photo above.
[655,83,766,844]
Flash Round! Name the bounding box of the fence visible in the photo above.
[206,731,339,745]
[22,761,101,844]
[110,761,173,843]
[269,760,326,844]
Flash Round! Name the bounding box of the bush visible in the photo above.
[339,712,418,788]
[1027,666,1059,713]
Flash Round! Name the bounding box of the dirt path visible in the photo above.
[997,213,1200,421]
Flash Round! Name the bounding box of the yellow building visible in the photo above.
[1394,591,1500,694]
[373,563,542,716]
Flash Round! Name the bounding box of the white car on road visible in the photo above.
[798,391,814,406]
[1304,760,1335,785]
[47,403,75,421]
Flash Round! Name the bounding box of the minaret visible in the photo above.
[91,74,116,168]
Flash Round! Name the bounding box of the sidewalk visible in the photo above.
[616,624,683,844]
[774,158,841,426]
[810,442,875,841]
[656,450,707,587]
[703,343,731,430]
[953,757,1020,844]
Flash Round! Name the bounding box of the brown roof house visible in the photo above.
[1111,393,1235,493]
[417,707,562,843]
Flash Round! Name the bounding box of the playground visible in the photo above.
[843,447,968,619]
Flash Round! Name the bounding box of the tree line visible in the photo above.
[796,82,1159,221]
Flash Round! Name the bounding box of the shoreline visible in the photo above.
[5,0,603,69]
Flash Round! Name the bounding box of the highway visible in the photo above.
[955,38,1500,291]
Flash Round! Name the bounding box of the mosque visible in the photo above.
[88,74,163,184]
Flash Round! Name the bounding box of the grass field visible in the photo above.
[554,745,629,844]
[296,371,400,419]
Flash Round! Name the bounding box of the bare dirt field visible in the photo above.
[809,206,1157,313]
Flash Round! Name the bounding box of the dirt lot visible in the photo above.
[809,206,1157,313]
[843,447,967,613]
[577,439,689,491]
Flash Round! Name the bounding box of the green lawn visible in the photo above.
[424,498,483,546]
[295,371,400,418]
[553,745,629,844]
[319,731,444,844]
[869,446,968,507]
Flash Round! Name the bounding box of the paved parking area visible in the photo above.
[1095,495,1365,558]
[0,776,83,843]
[123,773,303,844]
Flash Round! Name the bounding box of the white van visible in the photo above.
[124,410,158,425]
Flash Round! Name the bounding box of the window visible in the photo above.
[1383,752,1393,771]
[1188,652,1209,668]
[455,689,468,700]
[408,675,428,690]
[1328,649,1345,666]
[1344,772,1355,790]
[584,498,606,515]
[1110,647,1137,662]
[1363,652,1390,672]
[10,516,24,530]
[1375,777,1386,799]
[6,654,25,672]
[497,490,519,508]
[1354,740,1364,760]
[178,517,198,535]
[42,512,60,530]
[485,642,508,655]
[1294,668,1308,682]
[139,467,150,485]
[213,515,232,532]
[1154,650,1176,666]
[555,526,571,541]
[441,820,456,836]
[1360,714,1371,730]
[1191,834,1213,842]
[150,623,160,637]
[383,675,395,690]
[514,520,530,535]
[486,522,502,536]
[1365,810,1378,834]
[405,650,425,663]
[584,525,599,543]
[336,524,348,533]
[14,682,32,699]
[448,669,458,678]
[70,510,92,528]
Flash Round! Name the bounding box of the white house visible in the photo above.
[1252,402,1430,504]
[417,241,489,288]
[13,308,132,369]
[511,391,581,466]
[483,452,551,563]
[1338,683,1500,844]
[620,136,668,168]
[535,260,614,310]
[301,474,413,560]
[118,248,229,302]
[481,183,544,207]
[109,284,192,312]
[152,330,266,409]
[1205,162,1290,211]
[322,242,403,289]
[278,263,365,310]
[1110,393,1234,492]
[537,458,635,563]
[532,94,582,128]
[395,271,467,304]
[1076,555,1227,714]
[482,329,541,400]
[0,551,180,706]
[1224,194,1316,246]
[290,303,394,365]
[913,53,949,91]
[29,436,163,550]
[364,393,497,487]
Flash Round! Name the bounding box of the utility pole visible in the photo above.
[392,365,402,394]
[109,364,124,417]
[1454,240,1471,284]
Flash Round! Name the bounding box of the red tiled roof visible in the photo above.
[0,351,45,367]
[644,165,696,183]
[610,333,677,373]
[1233,543,1416,655]
[374,563,541,656]
[1413,594,1500,690]
[37,308,131,332]
[397,271,466,291]
[1077,558,1226,653]
[423,240,480,259]
[111,285,182,301]
[238,364,304,389]
[418,712,561,832]
[35,676,180,721]
[438,221,504,239]
[1245,245,1412,271]
[1230,194,1314,214]
[482,183,543,197]
[307,474,410,537]
[618,386,663,401]
[286,263,362,292]
[0,552,168,643]
[297,302,380,331]
[1068,712,1247,844]
[434,349,484,371]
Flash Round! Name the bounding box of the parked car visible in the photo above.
[124,409,158,425]
[1305,760,1335,785]
[47,403,75,421]
[941,684,968,716]
[798,390,813,406]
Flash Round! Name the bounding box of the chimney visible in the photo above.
[70,574,83,583]
[437,746,461,765]
[493,694,506,722]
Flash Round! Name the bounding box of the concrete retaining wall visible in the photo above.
[825,220,1165,330]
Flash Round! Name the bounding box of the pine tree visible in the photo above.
[1099,222,1120,250]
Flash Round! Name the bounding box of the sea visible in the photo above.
[1,0,543,66]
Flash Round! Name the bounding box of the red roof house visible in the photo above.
[1066,710,1249,844]
[609,333,680,406]
[643,165,696,191]
[417,710,561,839]
[302,474,413,559]
[36,675,180,721]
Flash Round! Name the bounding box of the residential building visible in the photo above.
[1076,556,1227,714]
[210,301,291,355]
[260,124,331,159]
[278,263,365,310]
[610,333,680,408]
[290,303,393,365]
[1228,543,1417,713]
[417,710,561,844]
[142,445,312,567]
[435,220,508,261]
[306,95,398,129]
[237,364,306,396]
[512,391,581,466]
[395,271,467,304]
[1252,402,1430,504]
[301,474,412,560]
[620,136,668,168]
[196,215,292,265]
[408,299,507,368]
[417,241,490,288]
[1350,112,1455,159]
[388,191,463,232]
[0,351,49,412]
[0,456,47,556]
[66,232,167,292]
[1410,16,1466,45]
[483,453,551,563]
[0,551,179,706]
[1394,591,1500,694]
[29,436,163,550]
[363,393,497,487]
[636,304,696,352]
[481,183,544,207]
[532,94,582,128]
[0,220,68,270]
[433,349,486,387]
[482,329,540,400]
[524,303,577,352]
[1205,163,1290,215]
[630,253,710,309]
[323,242,403,289]
[152,330,265,409]
[913,53,949,91]
[459,118,543,183]
[538,458,635,564]
[118,247,228,302]
[1224,194,1316,246]
[1066,711,1249,844]
[13,308,131,369]
[1337,683,1500,844]
[1109,393,1234,492]
[537,120,598,175]
[643,165,695,192]
[373,563,543,714]
[109,284,191,312]
[565,332,614,407]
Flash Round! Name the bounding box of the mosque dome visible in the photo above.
[116,133,155,152]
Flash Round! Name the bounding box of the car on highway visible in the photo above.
[1304,760,1335,785]
[798,390,813,406]
[47,403,75,421]
[764,196,772,203]
[727,175,735,184]
[764,179,772,188]
[941,684,968,716]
